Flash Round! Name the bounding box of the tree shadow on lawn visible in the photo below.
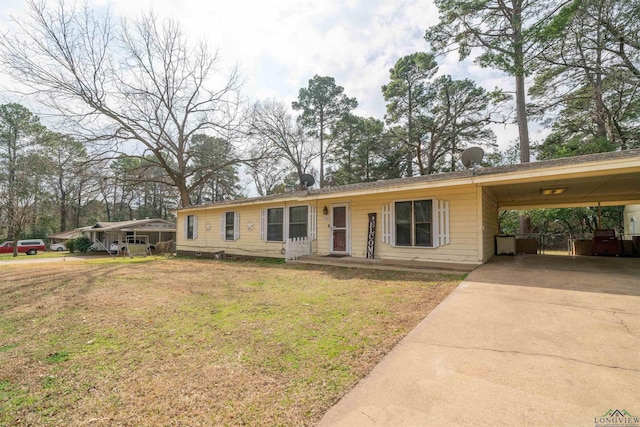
[189,257,466,284]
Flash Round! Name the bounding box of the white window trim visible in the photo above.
[261,206,286,242]
[220,211,240,241]
[382,198,449,248]
[309,205,317,240]
[260,205,316,242]
[438,199,450,246]
[184,214,198,240]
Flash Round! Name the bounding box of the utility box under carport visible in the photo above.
[496,235,516,255]
[516,238,538,254]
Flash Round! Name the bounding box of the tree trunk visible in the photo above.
[319,111,325,187]
[513,5,530,163]
[451,138,456,171]
[593,25,608,140]
[513,3,530,235]
[75,182,83,228]
[519,215,531,235]
[59,187,67,232]
[405,151,413,177]
[515,76,530,164]
[178,182,191,208]
[319,142,324,187]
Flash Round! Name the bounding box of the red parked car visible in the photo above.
[0,239,46,255]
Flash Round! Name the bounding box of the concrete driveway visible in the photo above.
[319,255,640,426]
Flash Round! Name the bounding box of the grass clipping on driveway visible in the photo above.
[0,258,461,426]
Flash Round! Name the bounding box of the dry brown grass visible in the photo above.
[0,258,461,426]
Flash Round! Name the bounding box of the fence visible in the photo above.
[517,233,589,254]
[285,237,311,261]
[516,233,638,256]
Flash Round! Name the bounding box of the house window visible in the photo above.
[267,208,284,241]
[261,205,316,242]
[186,215,197,240]
[289,206,308,239]
[395,200,432,247]
[225,212,235,240]
[220,211,239,241]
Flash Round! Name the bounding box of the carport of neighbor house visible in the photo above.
[478,151,640,256]
[319,254,640,426]
[86,219,176,254]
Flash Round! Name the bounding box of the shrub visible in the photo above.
[65,238,77,253]
[66,236,92,253]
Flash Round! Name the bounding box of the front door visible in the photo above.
[331,205,349,254]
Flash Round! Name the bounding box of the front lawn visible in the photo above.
[0,258,461,426]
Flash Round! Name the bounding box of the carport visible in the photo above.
[475,149,640,259]
[85,219,176,254]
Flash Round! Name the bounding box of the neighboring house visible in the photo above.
[82,219,176,252]
[49,219,176,253]
[624,205,640,237]
[176,149,640,267]
[48,227,91,246]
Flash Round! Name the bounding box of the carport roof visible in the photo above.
[48,226,92,240]
[476,149,640,209]
[89,219,176,232]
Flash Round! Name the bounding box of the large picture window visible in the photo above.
[289,206,308,239]
[395,200,432,247]
[267,208,284,241]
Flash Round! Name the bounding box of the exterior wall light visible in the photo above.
[540,188,566,195]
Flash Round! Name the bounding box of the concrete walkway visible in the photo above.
[291,254,476,276]
[319,255,640,426]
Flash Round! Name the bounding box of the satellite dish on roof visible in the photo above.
[300,174,315,189]
[461,147,485,169]
[461,147,484,176]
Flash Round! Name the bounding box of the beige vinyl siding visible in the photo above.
[481,187,499,262]
[177,201,321,258]
[177,184,481,265]
[315,185,480,265]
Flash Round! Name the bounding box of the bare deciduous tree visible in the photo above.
[1,0,255,207]
[250,99,317,181]
[246,152,288,196]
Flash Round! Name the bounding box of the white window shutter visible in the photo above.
[283,207,289,241]
[183,216,188,239]
[260,209,266,241]
[220,213,226,240]
[309,205,316,240]
[234,212,240,241]
[432,199,440,248]
[437,200,450,247]
[193,215,198,240]
[381,203,393,245]
[444,200,450,245]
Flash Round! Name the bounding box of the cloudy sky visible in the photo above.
[1,0,524,149]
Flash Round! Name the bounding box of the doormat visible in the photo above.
[325,254,348,258]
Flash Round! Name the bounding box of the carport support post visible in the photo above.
[598,202,602,229]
